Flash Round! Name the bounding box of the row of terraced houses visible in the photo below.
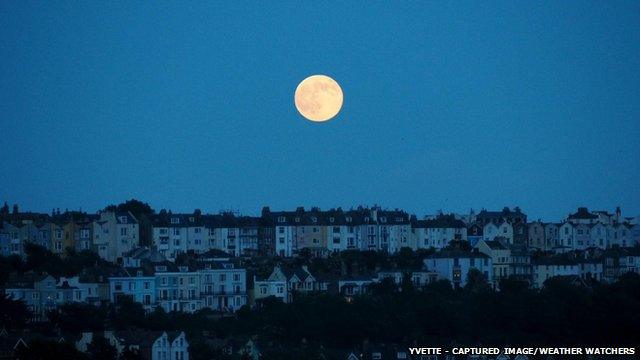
[2,206,639,261]
[2,204,640,320]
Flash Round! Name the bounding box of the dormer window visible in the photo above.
[189,217,195,222]
[278,216,286,223]
[395,217,403,222]
[155,265,167,272]
[171,218,180,224]
[365,217,369,223]
[119,216,128,224]
[346,217,352,223]
[329,217,335,223]
[380,217,387,223]
[295,217,300,223]
[311,217,318,223]
[223,263,234,269]
[136,270,143,277]
[178,266,188,272]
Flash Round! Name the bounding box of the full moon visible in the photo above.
[294,75,343,122]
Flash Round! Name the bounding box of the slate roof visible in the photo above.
[484,240,507,250]
[123,247,166,263]
[115,212,138,224]
[281,266,314,282]
[151,213,204,227]
[568,207,598,220]
[426,250,490,259]
[418,214,466,228]
[5,273,51,289]
[199,248,234,259]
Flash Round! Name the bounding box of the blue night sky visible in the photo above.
[1,1,639,221]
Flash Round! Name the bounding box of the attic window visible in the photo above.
[171,218,179,224]
[278,216,286,223]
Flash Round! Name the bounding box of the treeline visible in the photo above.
[28,272,640,360]
[0,244,114,286]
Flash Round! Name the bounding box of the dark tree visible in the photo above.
[0,294,30,329]
[48,303,106,333]
[15,339,87,360]
[121,348,143,360]
[87,336,117,360]
[104,199,154,217]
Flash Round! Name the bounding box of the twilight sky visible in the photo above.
[1,1,639,221]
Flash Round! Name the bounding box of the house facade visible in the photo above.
[424,250,493,288]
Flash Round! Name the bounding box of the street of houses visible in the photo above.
[2,204,640,360]
[2,204,640,317]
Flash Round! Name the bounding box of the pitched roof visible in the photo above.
[427,250,490,259]
[568,207,598,220]
[484,240,507,250]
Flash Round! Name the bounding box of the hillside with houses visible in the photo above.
[1,200,639,359]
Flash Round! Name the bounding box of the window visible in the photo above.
[333,237,340,244]
[278,227,285,234]
[195,228,201,234]
[333,226,340,233]
[171,218,180,224]
[120,228,128,236]
[220,274,226,281]
[233,274,240,281]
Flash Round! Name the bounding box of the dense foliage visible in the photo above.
[38,272,640,357]
[0,244,112,284]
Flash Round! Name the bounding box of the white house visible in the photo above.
[151,214,206,261]
[414,215,467,250]
[93,211,139,263]
[483,221,513,244]
[424,250,493,288]
[152,331,189,360]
